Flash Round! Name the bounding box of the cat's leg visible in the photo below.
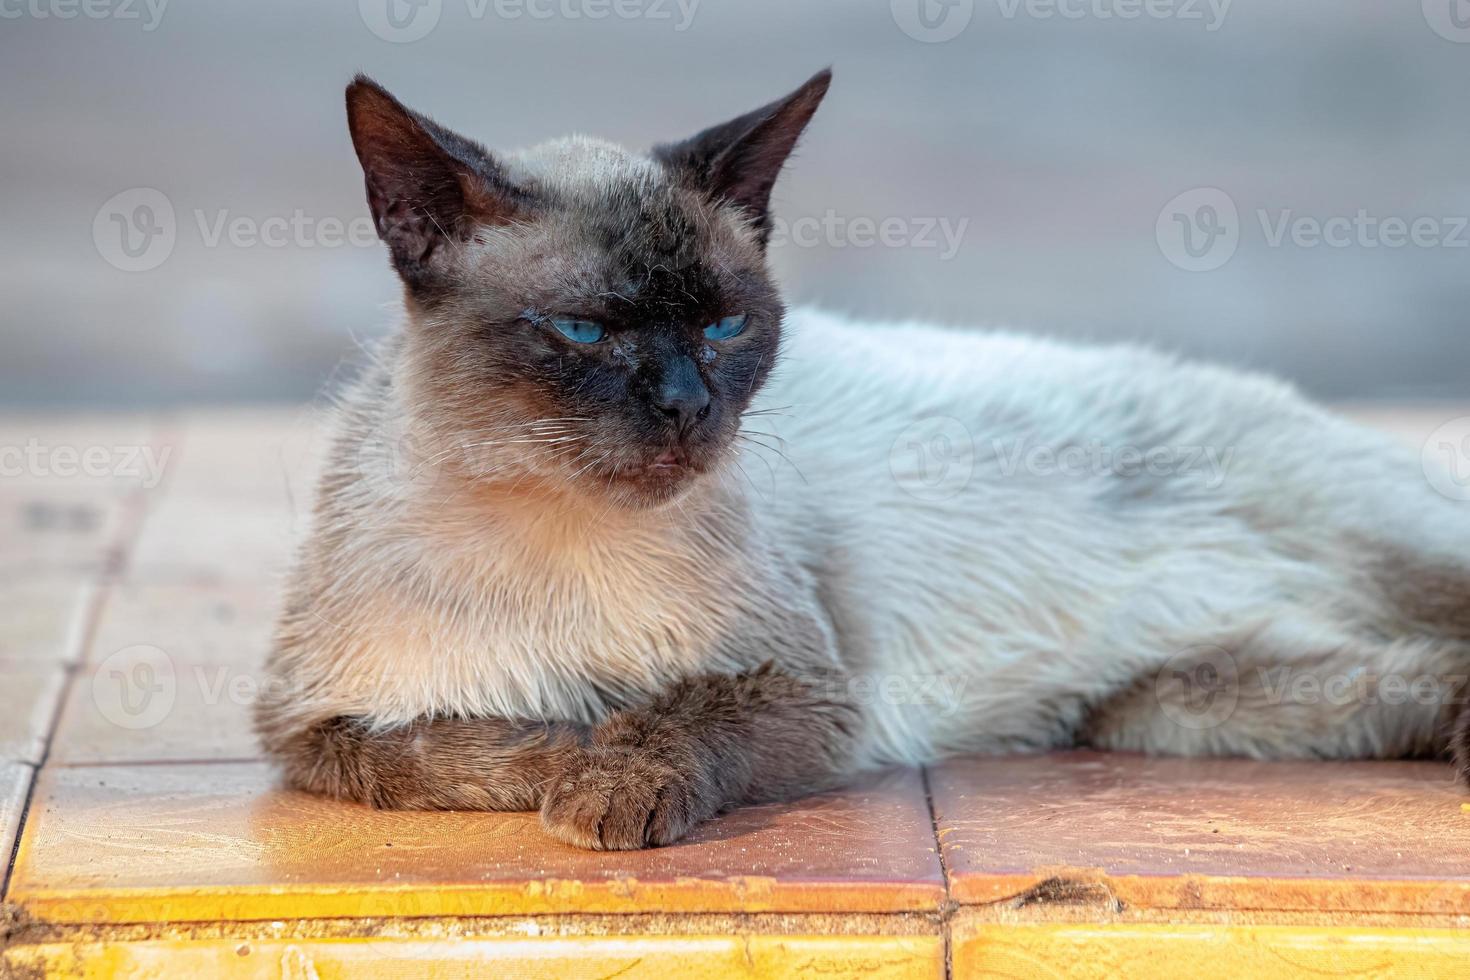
[1453,704,1470,784]
[265,714,589,811]
[1082,618,1469,762]
[538,663,860,850]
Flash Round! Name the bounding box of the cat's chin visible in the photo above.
[603,462,705,510]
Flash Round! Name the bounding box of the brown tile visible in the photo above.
[50,581,278,765]
[10,763,943,923]
[0,663,67,764]
[930,752,1470,914]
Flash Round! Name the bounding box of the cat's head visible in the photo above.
[347,70,830,509]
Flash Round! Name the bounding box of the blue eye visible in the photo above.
[704,314,748,341]
[551,319,606,344]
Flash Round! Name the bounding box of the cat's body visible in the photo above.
[257,71,1470,849]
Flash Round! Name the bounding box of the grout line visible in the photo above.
[1,414,181,901]
[46,757,266,769]
[920,765,954,980]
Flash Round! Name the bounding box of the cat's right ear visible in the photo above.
[346,75,527,292]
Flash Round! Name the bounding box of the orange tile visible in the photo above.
[0,663,67,764]
[6,933,943,980]
[929,752,1470,914]
[10,763,944,923]
[950,916,1470,980]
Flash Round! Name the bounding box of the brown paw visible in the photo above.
[539,747,705,850]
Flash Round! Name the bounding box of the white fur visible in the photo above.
[266,307,1470,772]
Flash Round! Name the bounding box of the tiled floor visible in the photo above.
[2,407,1469,978]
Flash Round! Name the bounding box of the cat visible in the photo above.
[255,69,1470,850]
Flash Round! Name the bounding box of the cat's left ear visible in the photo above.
[653,68,831,245]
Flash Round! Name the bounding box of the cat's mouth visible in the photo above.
[618,447,696,481]
[599,444,715,503]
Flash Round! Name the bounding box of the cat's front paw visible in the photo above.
[539,747,705,850]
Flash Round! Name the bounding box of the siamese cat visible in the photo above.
[256,69,1470,850]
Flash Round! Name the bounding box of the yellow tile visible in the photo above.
[951,917,1470,979]
[6,933,943,980]
[10,763,944,923]
[52,581,278,764]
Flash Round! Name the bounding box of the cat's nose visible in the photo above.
[655,359,711,433]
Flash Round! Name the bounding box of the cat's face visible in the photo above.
[347,71,830,509]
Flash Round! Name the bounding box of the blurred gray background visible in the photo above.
[3,0,1468,406]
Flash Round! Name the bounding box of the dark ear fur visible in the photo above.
[653,68,831,244]
[346,75,527,291]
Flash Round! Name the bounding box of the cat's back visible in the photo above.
[763,306,1326,475]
